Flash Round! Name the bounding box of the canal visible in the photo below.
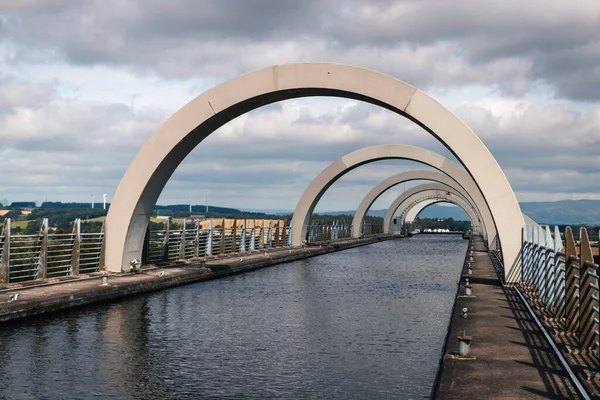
[0,235,467,399]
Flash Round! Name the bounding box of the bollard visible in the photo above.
[461,307,468,318]
[469,256,473,262]
[457,332,472,356]
[465,285,472,296]
[467,267,473,275]
[101,276,108,286]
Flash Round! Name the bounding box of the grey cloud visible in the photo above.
[2,0,600,100]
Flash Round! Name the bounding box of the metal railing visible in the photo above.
[0,216,388,284]
[0,218,104,284]
[306,221,352,243]
[142,219,292,265]
[521,225,600,369]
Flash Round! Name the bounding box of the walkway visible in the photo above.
[434,237,580,399]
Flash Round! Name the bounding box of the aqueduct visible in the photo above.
[104,62,524,281]
[383,183,481,233]
[387,190,483,234]
[348,169,490,239]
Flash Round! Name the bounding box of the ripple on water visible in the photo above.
[0,235,466,399]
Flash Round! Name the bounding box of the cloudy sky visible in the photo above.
[0,0,599,213]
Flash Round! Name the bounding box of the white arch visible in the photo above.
[388,188,482,234]
[405,200,470,223]
[104,63,523,281]
[349,169,490,239]
[394,193,481,234]
[384,183,475,232]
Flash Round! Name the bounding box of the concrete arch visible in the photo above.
[105,62,523,279]
[384,183,479,232]
[406,199,471,223]
[393,192,482,234]
[350,169,491,239]
[393,190,482,231]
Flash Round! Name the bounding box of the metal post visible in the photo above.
[0,219,10,283]
[521,226,528,282]
[98,221,106,271]
[287,220,292,247]
[206,219,213,256]
[565,227,580,342]
[37,218,48,279]
[70,218,80,276]
[240,220,246,252]
[267,220,273,249]
[231,219,238,253]
[579,228,599,351]
[531,226,540,293]
[219,219,226,255]
[250,222,256,251]
[193,220,200,258]
[544,226,555,306]
[162,219,170,262]
[179,218,187,259]
[554,225,566,320]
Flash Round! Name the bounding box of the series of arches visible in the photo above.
[389,190,483,234]
[104,62,525,282]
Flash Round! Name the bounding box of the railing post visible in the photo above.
[523,226,532,284]
[274,222,280,248]
[98,221,106,271]
[240,220,246,252]
[287,220,292,247]
[162,219,170,262]
[231,219,238,253]
[531,226,540,293]
[179,219,187,259]
[70,218,80,276]
[250,221,256,251]
[554,226,565,320]
[267,220,273,249]
[544,226,555,306]
[37,218,49,279]
[579,228,599,351]
[193,220,200,258]
[0,218,10,283]
[206,219,213,256]
[565,227,580,343]
[521,226,527,282]
[219,219,226,255]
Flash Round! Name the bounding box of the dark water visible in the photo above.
[0,235,467,399]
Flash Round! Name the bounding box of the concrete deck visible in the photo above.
[433,237,580,399]
[0,235,396,323]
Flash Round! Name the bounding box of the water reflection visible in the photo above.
[0,235,466,399]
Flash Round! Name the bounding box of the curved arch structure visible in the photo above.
[350,169,491,239]
[405,199,440,222]
[406,199,469,223]
[395,197,480,234]
[392,192,481,233]
[384,183,478,232]
[105,62,523,280]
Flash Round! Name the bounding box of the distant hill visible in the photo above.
[316,200,600,225]
[318,204,469,220]
[520,200,600,225]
